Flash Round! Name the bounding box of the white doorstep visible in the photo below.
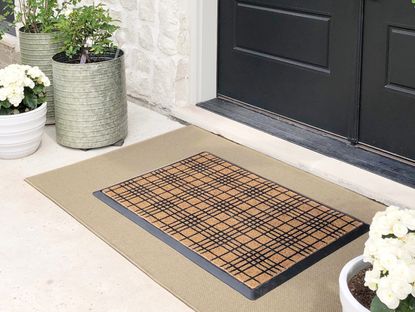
[172,105,415,210]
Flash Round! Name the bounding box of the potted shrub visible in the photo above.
[0,9,13,40]
[339,206,415,312]
[0,64,49,159]
[52,3,127,149]
[0,0,76,124]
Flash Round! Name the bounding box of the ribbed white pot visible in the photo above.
[0,103,47,159]
[339,256,371,312]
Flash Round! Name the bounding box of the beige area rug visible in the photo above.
[26,126,384,312]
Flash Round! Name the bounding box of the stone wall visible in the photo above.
[0,36,19,69]
[105,0,190,111]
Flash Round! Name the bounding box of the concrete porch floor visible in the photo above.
[0,102,412,311]
[0,103,192,312]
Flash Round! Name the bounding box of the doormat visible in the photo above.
[94,151,368,300]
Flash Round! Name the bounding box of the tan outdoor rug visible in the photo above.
[95,151,368,300]
[26,126,384,311]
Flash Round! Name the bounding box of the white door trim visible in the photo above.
[188,0,218,105]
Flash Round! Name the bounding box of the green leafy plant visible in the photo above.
[0,0,15,39]
[0,16,5,40]
[56,3,119,64]
[0,0,79,35]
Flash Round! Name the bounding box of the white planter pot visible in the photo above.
[0,103,47,159]
[339,255,371,312]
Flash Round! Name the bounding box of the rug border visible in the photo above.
[93,152,370,300]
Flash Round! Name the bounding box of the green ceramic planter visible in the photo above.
[52,50,128,149]
[19,29,63,125]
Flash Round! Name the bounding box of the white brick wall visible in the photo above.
[105,0,190,111]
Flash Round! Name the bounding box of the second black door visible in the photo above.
[218,0,363,138]
[360,0,415,160]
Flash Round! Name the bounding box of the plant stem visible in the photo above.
[17,0,26,28]
[80,48,88,64]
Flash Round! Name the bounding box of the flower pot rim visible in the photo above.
[52,49,124,66]
[18,26,59,34]
[0,103,47,120]
[339,255,371,312]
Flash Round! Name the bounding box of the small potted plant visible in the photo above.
[0,64,50,159]
[339,206,415,312]
[52,3,127,149]
[0,0,78,124]
[0,12,13,40]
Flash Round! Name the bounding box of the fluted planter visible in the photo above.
[0,103,47,159]
[19,29,63,125]
[52,50,128,149]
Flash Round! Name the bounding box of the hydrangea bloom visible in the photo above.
[363,206,415,309]
[0,64,50,114]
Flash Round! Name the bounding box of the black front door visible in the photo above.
[360,0,415,161]
[218,0,415,162]
[218,0,363,138]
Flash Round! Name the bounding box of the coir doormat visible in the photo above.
[94,151,368,300]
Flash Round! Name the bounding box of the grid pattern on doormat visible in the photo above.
[95,152,368,299]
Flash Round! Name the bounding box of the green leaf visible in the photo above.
[23,90,39,110]
[397,296,415,312]
[0,107,13,115]
[0,100,11,109]
[371,296,396,312]
[32,84,45,95]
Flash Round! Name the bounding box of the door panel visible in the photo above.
[360,0,415,160]
[218,0,363,138]
[235,4,331,69]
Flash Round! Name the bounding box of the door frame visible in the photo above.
[188,0,218,105]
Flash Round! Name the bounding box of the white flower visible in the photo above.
[390,262,415,284]
[364,206,415,309]
[379,253,398,272]
[8,86,25,107]
[27,66,43,79]
[0,87,7,101]
[377,286,400,310]
[391,279,413,300]
[364,269,380,291]
[1,66,26,88]
[41,75,51,87]
[23,77,35,89]
[393,223,408,238]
